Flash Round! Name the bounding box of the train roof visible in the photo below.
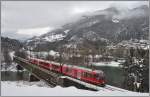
[30,57,103,73]
[63,64,103,73]
[30,57,60,66]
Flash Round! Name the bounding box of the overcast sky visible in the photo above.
[1,1,148,41]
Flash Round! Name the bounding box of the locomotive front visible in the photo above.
[95,70,106,87]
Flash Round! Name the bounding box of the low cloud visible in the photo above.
[16,27,54,37]
[1,1,148,40]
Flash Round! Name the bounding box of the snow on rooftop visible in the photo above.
[1,81,149,96]
[49,50,59,56]
[92,61,121,67]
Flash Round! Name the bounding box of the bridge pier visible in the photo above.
[14,56,100,90]
[28,73,40,82]
[58,77,97,91]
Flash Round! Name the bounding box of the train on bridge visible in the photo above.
[28,57,106,87]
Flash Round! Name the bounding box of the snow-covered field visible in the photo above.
[1,81,149,96]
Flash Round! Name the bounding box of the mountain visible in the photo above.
[1,37,23,51]
[25,5,149,51]
[1,36,23,64]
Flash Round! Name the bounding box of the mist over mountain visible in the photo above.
[1,36,23,68]
[25,5,149,51]
[1,37,23,51]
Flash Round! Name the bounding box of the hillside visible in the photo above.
[1,37,23,51]
[1,36,23,69]
[25,5,149,51]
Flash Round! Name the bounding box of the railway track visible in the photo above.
[104,85,129,92]
[14,56,61,87]
[14,56,128,92]
[62,76,128,92]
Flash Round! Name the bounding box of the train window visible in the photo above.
[83,72,87,77]
[88,73,93,78]
[94,74,100,80]
[44,62,49,66]
[46,63,49,66]
[52,65,59,69]
[95,73,105,80]
[65,68,69,72]
[42,62,45,65]
[65,67,72,73]
[39,61,44,64]
[83,72,93,78]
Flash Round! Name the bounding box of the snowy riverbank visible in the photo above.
[1,63,26,72]
[1,81,149,96]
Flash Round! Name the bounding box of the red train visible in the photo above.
[29,57,106,87]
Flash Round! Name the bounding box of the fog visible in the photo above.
[1,1,148,40]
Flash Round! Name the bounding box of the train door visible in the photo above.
[77,70,82,79]
[74,69,77,78]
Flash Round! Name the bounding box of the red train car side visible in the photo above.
[29,58,106,86]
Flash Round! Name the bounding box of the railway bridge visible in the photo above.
[13,56,97,90]
[13,56,128,92]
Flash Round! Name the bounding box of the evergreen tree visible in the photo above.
[3,49,12,69]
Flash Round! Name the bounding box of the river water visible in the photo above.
[1,71,30,81]
[95,66,125,88]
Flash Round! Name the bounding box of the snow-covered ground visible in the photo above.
[108,39,150,50]
[1,62,17,71]
[1,81,149,96]
[92,61,121,67]
[1,62,26,72]
[42,34,65,42]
